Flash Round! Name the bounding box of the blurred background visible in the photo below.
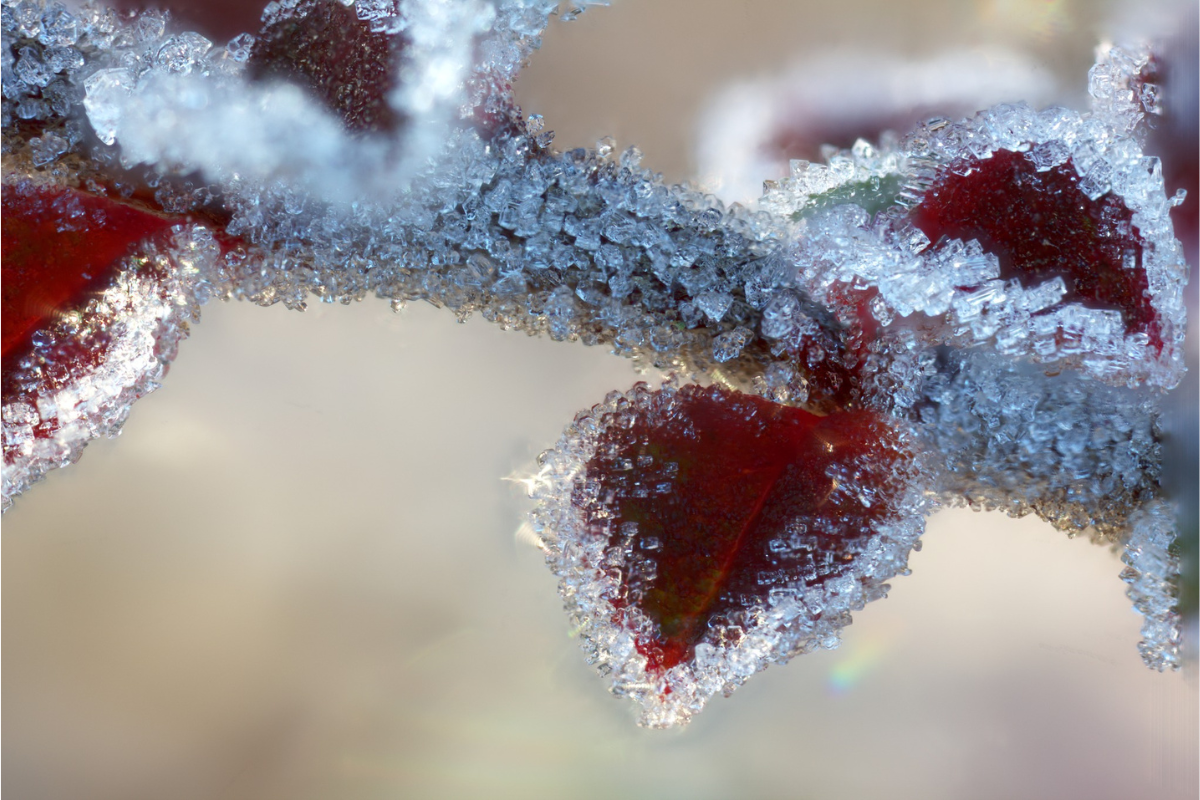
[5,1,1198,798]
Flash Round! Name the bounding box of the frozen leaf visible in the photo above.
[532,382,926,726]
[1,181,217,509]
[911,149,1159,348]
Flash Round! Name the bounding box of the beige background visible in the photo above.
[5,2,1198,798]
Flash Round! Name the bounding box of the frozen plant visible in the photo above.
[1,0,1193,727]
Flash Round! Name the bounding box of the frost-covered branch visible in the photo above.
[1,0,1191,726]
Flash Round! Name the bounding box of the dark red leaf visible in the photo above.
[2,181,217,509]
[911,148,1161,352]
[576,384,912,674]
[248,0,406,134]
[2,182,176,377]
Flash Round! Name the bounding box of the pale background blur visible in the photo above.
[4,1,1198,799]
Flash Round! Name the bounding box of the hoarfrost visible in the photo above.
[0,0,1190,725]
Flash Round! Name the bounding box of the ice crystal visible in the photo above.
[0,0,1191,724]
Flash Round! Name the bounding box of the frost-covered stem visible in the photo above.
[1122,500,1184,670]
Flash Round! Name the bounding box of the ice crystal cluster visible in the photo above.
[1,0,1190,726]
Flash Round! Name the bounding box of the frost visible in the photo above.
[28,130,65,164]
[154,31,211,74]
[82,66,134,145]
[1122,500,1183,671]
[711,326,752,362]
[0,0,1190,724]
[224,32,255,63]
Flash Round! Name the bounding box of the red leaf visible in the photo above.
[537,382,925,726]
[911,148,1161,352]
[2,183,175,375]
[248,0,406,134]
[1,181,214,509]
[247,0,523,140]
